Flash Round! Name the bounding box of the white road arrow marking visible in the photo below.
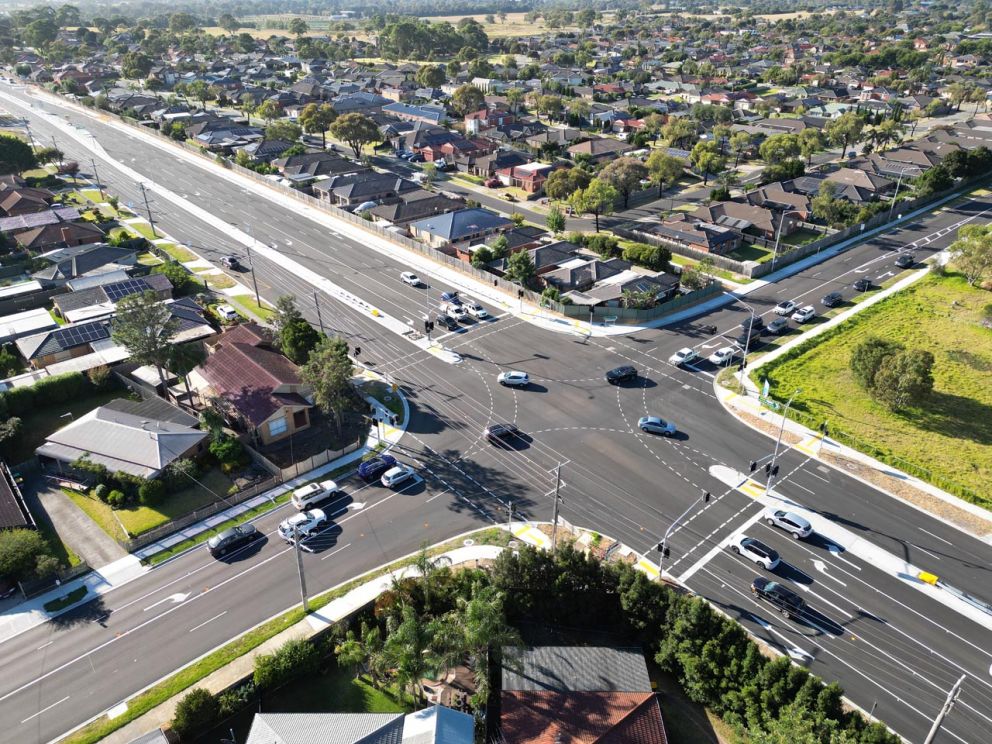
[813,559,848,586]
[143,592,190,611]
[788,646,813,662]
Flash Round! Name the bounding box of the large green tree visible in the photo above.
[298,336,354,435]
[329,112,380,159]
[569,178,618,232]
[544,167,590,201]
[825,111,865,155]
[874,349,935,411]
[450,84,485,116]
[646,150,684,197]
[949,224,992,286]
[273,295,321,365]
[111,290,179,388]
[759,133,801,165]
[505,249,536,286]
[0,133,37,175]
[298,103,336,149]
[690,141,725,185]
[415,64,445,89]
[598,156,648,209]
[0,529,55,581]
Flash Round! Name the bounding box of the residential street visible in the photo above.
[1,82,991,744]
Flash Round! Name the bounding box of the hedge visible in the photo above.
[1,371,90,416]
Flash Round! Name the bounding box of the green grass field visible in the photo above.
[726,242,774,264]
[228,295,275,321]
[158,242,197,262]
[758,272,992,501]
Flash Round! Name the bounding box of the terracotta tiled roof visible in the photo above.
[500,691,667,744]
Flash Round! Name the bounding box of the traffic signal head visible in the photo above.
[749,460,757,473]
[703,491,711,503]
[517,289,524,299]
[771,465,779,477]
[765,462,772,475]
[354,346,361,357]
[663,546,671,559]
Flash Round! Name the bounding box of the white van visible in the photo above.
[291,479,338,510]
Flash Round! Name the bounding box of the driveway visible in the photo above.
[25,478,127,569]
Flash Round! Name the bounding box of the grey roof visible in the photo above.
[103,396,200,427]
[32,244,135,282]
[54,274,172,314]
[16,318,112,360]
[501,646,652,693]
[409,208,512,241]
[246,713,404,744]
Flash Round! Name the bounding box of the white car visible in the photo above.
[443,303,467,321]
[729,534,781,569]
[278,509,327,541]
[708,346,736,366]
[774,300,798,316]
[381,464,415,488]
[764,508,813,539]
[791,305,816,323]
[216,304,238,321]
[497,371,530,388]
[465,301,489,319]
[401,271,421,286]
[291,479,338,510]
[668,347,699,367]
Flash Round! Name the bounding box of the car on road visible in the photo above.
[774,300,798,316]
[358,454,398,482]
[741,316,764,331]
[484,422,521,445]
[730,535,781,569]
[766,317,790,335]
[791,305,816,323]
[440,291,462,306]
[497,370,530,388]
[400,271,421,286]
[668,347,699,367]
[605,365,638,384]
[894,253,916,269]
[735,326,762,347]
[708,346,736,366]
[442,303,468,321]
[637,415,677,436]
[291,479,339,510]
[216,304,238,322]
[438,315,460,331]
[220,255,241,270]
[278,509,327,542]
[465,301,488,319]
[207,524,260,557]
[750,576,807,620]
[381,464,416,488]
[821,291,843,307]
[764,509,813,539]
[853,278,872,292]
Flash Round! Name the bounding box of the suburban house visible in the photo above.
[52,274,173,323]
[367,190,464,226]
[692,201,800,240]
[0,181,55,216]
[192,323,313,446]
[496,162,556,193]
[638,214,742,254]
[0,307,59,346]
[246,705,473,744]
[408,208,514,251]
[0,460,35,531]
[12,218,105,252]
[313,173,419,208]
[499,646,668,744]
[271,152,368,185]
[383,101,447,125]
[824,167,894,198]
[32,244,137,286]
[35,397,207,479]
[567,136,635,162]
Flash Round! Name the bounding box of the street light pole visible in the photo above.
[923,675,966,744]
[766,387,801,495]
[292,524,309,613]
[90,158,105,200]
[738,300,757,391]
[139,182,156,238]
[656,490,711,574]
[550,462,563,555]
[769,209,789,272]
[313,289,325,335]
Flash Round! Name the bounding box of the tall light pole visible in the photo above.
[656,490,711,574]
[139,182,157,238]
[90,158,105,200]
[237,222,262,308]
[737,300,757,391]
[923,675,966,744]
[292,524,309,613]
[550,462,563,555]
[765,387,801,495]
[888,165,920,221]
[313,289,325,335]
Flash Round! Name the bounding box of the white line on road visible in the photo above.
[36,641,53,651]
[425,489,449,503]
[20,696,69,724]
[320,543,353,562]
[909,543,941,560]
[918,527,953,546]
[188,611,227,633]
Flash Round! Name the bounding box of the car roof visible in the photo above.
[742,536,776,553]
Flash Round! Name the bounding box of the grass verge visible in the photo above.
[207,273,237,290]
[228,295,275,321]
[136,251,164,266]
[61,527,511,744]
[364,380,406,425]
[158,242,197,262]
[755,271,992,504]
[44,586,88,613]
[65,490,128,544]
[125,220,159,240]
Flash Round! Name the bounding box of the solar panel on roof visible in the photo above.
[104,278,149,302]
[51,321,110,349]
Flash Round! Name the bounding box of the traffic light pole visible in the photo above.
[550,462,563,555]
[766,388,801,495]
[656,491,711,574]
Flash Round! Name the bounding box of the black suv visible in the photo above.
[484,422,520,445]
[821,291,843,307]
[605,365,638,384]
[207,524,260,557]
[894,253,915,269]
[741,316,764,331]
[735,326,762,347]
[751,577,807,620]
[852,278,872,292]
[220,255,241,270]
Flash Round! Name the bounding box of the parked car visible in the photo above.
[278,509,327,542]
[381,464,416,488]
[708,346,736,366]
[605,365,638,384]
[895,253,916,269]
[766,317,790,335]
[497,371,530,388]
[400,271,421,286]
[668,347,699,367]
[207,524,260,557]
[465,301,488,319]
[821,291,843,307]
[484,422,520,445]
[791,305,816,323]
[291,479,339,510]
[751,576,807,620]
[216,304,238,322]
[774,300,798,316]
[358,454,397,482]
[764,508,813,539]
[637,415,677,436]
[484,177,500,188]
[853,278,872,292]
[220,255,241,270]
[730,535,780,569]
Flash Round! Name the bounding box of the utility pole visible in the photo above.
[23,121,36,153]
[90,158,105,200]
[138,182,157,238]
[313,289,325,335]
[923,675,965,744]
[550,462,563,554]
[765,387,801,495]
[770,209,787,272]
[293,524,309,613]
[51,136,61,166]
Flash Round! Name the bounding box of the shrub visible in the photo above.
[566,231,587,246]
[621,241,671,271]
[93,483,109,502]
[585,234,618,258]
[0,416,23,453]
[171,688,219,739]
[0,529,52,581]
[86,364,115,391]
[253,638,321,691]
[32,372,89,405]
[106,490,126,509]
[217,683,254,717]
[3,386,34,416]
[138,480,166,506]
[209,435,244,466]
[163,458,198,492]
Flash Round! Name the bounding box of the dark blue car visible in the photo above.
[358,454,397,482]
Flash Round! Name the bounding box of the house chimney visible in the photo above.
[61,226,72,245]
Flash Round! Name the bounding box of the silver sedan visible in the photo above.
[638,416,677,436]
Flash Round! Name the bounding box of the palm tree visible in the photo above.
[412,545,452,615]
[383,604,436,705]
[458,583,522,705]
[168,342,206,406]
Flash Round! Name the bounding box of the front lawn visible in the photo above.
[66,490,128,544]
[206,273,236,290]
[158,242,197,262]
[780,227,823,246]
[228,295,275,321]
[116,468,235,536]
[757,272,992,504]
[726,242,774,263]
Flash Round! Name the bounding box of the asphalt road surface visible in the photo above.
[2,83,991,744]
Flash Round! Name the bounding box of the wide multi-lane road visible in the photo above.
[2,83,991,744]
